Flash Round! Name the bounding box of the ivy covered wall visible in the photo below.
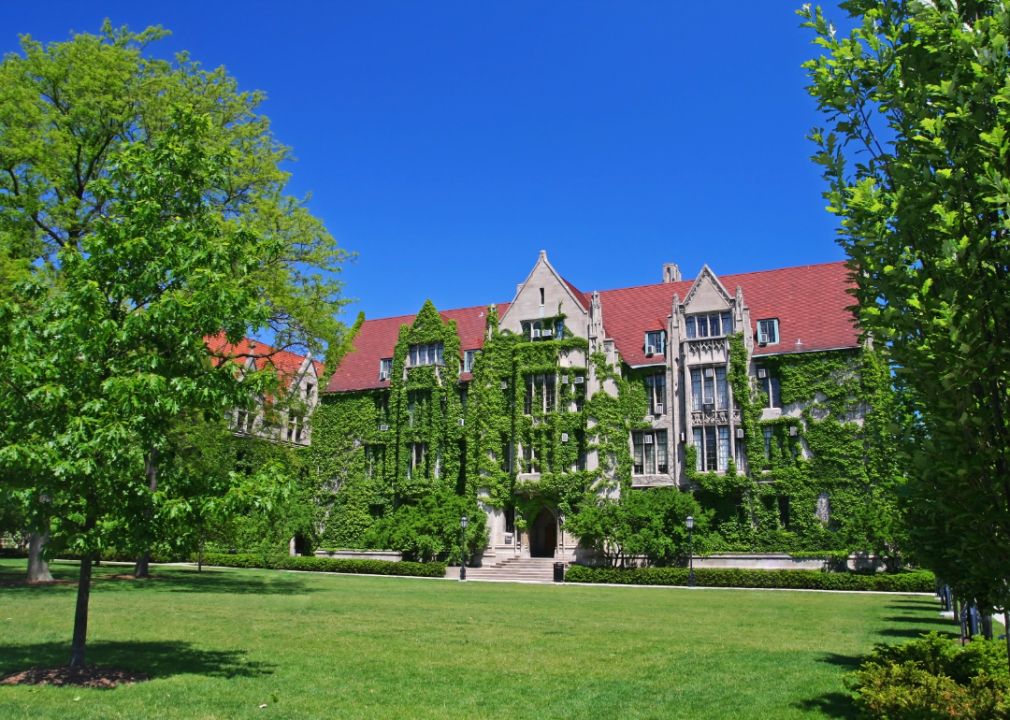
[687,335,902,557]
[312,297,900,559]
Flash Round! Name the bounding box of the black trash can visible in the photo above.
[554,562,565,583]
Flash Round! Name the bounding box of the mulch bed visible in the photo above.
[0,666,150,688]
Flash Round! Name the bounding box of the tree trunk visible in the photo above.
[27,531,53,583]
[134,448,159,579]
[198,528,204,573]
[69,555,93,668]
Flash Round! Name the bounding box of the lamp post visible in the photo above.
[558,512,565,560]
[686,515,695,588]
[460,516,469,582]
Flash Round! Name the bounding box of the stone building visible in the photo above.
[319,252,873,562]
[206,334,322,447]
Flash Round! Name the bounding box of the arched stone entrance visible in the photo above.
[528,506,558,558]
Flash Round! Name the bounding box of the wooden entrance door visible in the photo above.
[545,522,557,557]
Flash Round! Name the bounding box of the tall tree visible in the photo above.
[800,0,1010,625]
[0,21,353,369]
[0,110,287,667]
[0,22,355,577]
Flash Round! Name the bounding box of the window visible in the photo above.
[408,343,444,366]
[693,426,730,471]
[647,372,666,414]
[524,374,556,414]
[778,496,790,529]
[408,442,426,479]
[632,431,669,474]
[757,319,779,345]
[554,319,565,339]
[462,349,478,373]
[685,312,734,339]
[763,426,773,459]
[757,368,782,408]
[645,330,666,356]
[379,358,393,380]
[287,415,303,443]
[364,445,383,478]
[504,508,515,534]
[690,366,728,410]
[521,442,542,473]
[460,388,467,415]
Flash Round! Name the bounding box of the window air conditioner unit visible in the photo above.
[654,403,664,415]
[574,376,585,384]
[645,345,655,356]
[789,426,799,437]
[561,375,569,384]
[704,368,715,378]
[644,434,654,444]
[757,368,767,379]
[736,428,745,439]
[379,424,389,432]
[532,329,541,339]
[758,331,769,345]
[561,433,569,442]
[501,380,508,390]
[379,371,389,381]
[458,418,465,428]
[680,432,686,443]
[703,396,714,406]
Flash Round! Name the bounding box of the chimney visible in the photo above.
[663,263,681,283]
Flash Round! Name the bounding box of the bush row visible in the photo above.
[197,553,447,578]
[564,565,935,592]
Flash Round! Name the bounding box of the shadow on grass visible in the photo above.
[887,602,940,611]
[794,691,857,720]
[876,627,958,640]
[0,641,275,680]
[883,615,956,626]
[815,653,862,670]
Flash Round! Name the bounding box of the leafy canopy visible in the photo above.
[800,0,1010,609]
[0,109,287,558]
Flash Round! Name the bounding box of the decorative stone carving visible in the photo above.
[685,338,728,365]
[691,409,741,426]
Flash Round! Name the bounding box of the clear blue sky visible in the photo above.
[5,1,853,325]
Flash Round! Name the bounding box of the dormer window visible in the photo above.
[408,343,444,366]
[757,319,779,346]
[462,349,478,373]
[685,312,734,339]
[644,331,666,357]
[379,358,393,380]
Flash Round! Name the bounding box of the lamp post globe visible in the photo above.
[460,516,468,582]
[686,515,695,588]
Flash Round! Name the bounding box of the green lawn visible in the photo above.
[0,558,957,720]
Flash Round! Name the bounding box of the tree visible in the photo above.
[567,488,703,568]
[0,21,355,577]
[0,110,287,667]
[800,0,1010,628]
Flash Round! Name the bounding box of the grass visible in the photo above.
[0,558,958,720]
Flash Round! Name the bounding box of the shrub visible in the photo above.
[564,565,935,592]
[848,633,1009,719]
[197,552,447,578]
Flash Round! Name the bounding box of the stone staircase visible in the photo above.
[461,556,563,583]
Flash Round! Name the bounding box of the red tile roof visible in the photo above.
[206,334,323,387]
[560,277,589,311]
[324,261,858,392]
[325,304,510,393]
[599,261,858,367]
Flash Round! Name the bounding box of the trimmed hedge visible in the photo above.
[565,566,935,592]
[197,553,447,578]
